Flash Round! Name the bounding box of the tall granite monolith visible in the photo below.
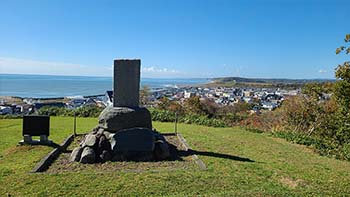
[113,59,140,107]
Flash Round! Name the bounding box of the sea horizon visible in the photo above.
[0,73,210,98]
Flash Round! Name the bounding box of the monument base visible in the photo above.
[70,127,170,163]
[19,136,53,146]
[98,106,152,133]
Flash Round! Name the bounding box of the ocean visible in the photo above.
[0,74,209,98]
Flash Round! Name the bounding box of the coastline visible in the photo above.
[0,73,210,98]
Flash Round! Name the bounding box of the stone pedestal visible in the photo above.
[98,106,152,133]
[40,135,49,142]
[24,135,32,143]
[111,128,156,161]
[19,135,52,145]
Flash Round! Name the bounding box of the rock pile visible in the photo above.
[70,105,170,163]
[69,127,170,163]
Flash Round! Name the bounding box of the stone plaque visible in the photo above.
[22,115,50,136]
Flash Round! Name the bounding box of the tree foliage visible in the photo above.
[333,34,350,147]
[183,96,203,115]
[37,106,103,117]
[302,82,333,100]
[335,34,350,55]
[334,34,350,112]
[139,85,151,106]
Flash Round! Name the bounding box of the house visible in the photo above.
[0,106,12,115]
[321,93,332,100]
[184,91,195,98]
[84,98,97,107]
[243,90,254,97]
[103,91,113,106]
[13,105,24,114]
[69,97,86,108]
[261,101,277,111]
[242,97,252,103]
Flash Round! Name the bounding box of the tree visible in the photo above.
[168,101,185,115]
[140,85,150,106]
[336,34,350,55]
[302,82,334,100]
[333,34,350,145]
[334,34,350,113]
[157,97,171,110]
[184,96,203,115]
[200,98,219,118]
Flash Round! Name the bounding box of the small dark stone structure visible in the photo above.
[19,115,52,145]
[70,59,169,163]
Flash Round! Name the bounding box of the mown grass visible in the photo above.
[0,117,349,196]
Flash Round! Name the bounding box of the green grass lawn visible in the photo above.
[1,117,350,196]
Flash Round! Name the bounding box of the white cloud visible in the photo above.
[0,57,111,76]
[0,57,186,78]
[141,66,184,78]
[142,66,180,73]
[318,69,327,73]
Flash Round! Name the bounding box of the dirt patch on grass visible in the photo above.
[46,135,198,173]
[3,145,36,156]
[279,177,306,189]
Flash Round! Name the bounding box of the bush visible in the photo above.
[273,131,350,161]
[238,93,350,161]
[149,108,228,127]
[239,111,283,132]
[74,106,103,117]
[0,114,23,119]
[37,106,69,116]
[37,106,103,117]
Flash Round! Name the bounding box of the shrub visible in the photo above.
[149,108,228,127]
[37,106,103,117]
[273,131,350,161]
[0,114,23,119]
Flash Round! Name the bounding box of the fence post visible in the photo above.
[174,112,178,135]
[73,111,77,137]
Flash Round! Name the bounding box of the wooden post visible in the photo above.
[174,112,178,135]
[73,111,77,136]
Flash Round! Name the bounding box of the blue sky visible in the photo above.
[0,0,349,78]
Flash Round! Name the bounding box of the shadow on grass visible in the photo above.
[179,149,255,162]
[46,142,70,153]
[168,144,255,162]
[49,142,61,149]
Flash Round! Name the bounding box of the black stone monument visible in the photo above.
[19,115,52,145]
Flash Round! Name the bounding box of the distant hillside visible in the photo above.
[213,77,334,84]
[206,77,335,89]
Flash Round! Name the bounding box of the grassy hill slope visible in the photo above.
[0,117,349,196]
[207,77,334,89]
